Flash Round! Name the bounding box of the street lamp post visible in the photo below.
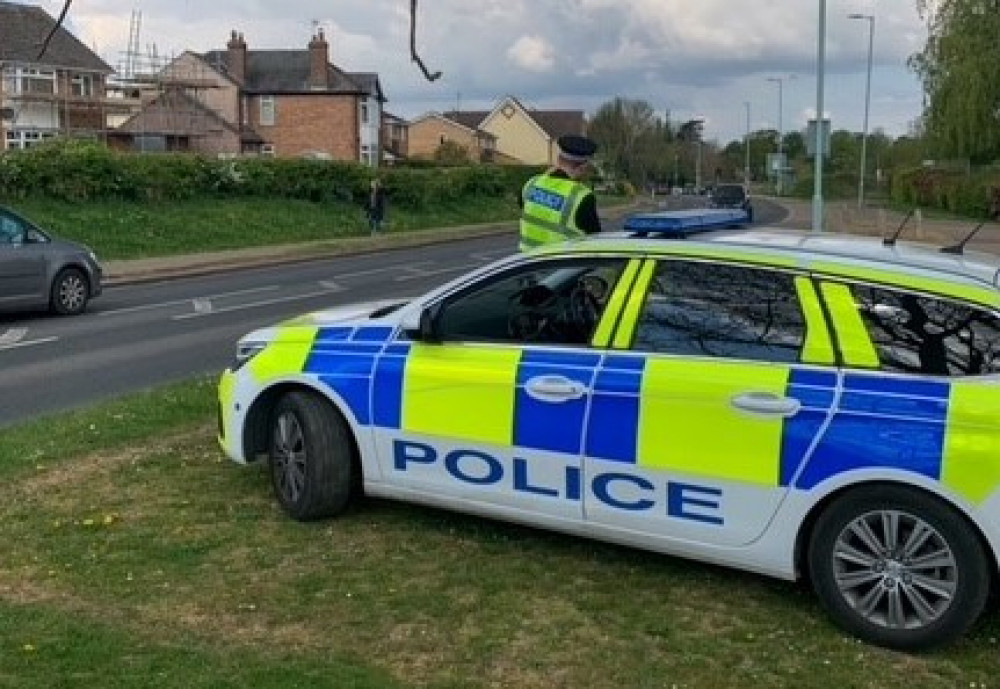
[767,76,785,195]
[813,0,828,232]
[743,101,751,186]
[693,118,705,192]
[849,12,875,209]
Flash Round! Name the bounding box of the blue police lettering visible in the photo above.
[391,440,722,523]
[513,457,559,498]
[445,449,502,485]
[592,473,655,512]
[668,482,724,525]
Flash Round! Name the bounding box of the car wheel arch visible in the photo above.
[242,381,362,478]
[793,479,999,590]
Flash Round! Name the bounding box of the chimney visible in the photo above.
[308,29,330,90]
[226,30,247,85]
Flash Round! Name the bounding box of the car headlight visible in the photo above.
[232,341,267,371]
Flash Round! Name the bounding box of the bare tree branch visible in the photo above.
[37,0,73,59]
[410,0,442,81]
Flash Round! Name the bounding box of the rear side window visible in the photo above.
[851,285,1000,376]
[631,260,806,363]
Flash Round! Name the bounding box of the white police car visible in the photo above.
[219,229,1000,651]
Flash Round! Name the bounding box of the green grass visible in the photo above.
[6,197,521,261]
[6,379,998,688]
[7,195,634,261]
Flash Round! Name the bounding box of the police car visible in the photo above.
[218,229,1000,651]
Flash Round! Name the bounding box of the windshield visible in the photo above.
[713,185,746,202]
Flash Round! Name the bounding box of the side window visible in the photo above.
[436,258,628,346]
[632,260,806,363]
[0,213,26,244]
[851,284,1000,376]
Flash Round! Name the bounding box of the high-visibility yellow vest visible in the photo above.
[519,174,591,251]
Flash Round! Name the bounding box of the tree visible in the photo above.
[588,98,672,187]
[433,140,471,165]
[910,0,1000,163]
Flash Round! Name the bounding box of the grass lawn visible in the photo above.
[1,380,999,687]
[5,194,634,261]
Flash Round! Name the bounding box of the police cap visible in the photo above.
[557,134,597,163]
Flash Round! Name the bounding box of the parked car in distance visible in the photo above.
[709,183,754,222]
[0,205,103,315]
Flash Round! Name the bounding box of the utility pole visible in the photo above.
[743,101,751,186]
[849,13,875,209]
[813,0,828,232]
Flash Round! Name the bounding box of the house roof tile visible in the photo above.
[0,1,112,72]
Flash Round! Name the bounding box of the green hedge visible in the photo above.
[890,166,1000,218]
[0,139,544,210]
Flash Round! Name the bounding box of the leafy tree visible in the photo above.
[910,0,1000,163]
[433,140,471,165]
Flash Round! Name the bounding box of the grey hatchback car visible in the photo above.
[0,206,103,315]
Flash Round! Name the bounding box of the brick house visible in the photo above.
[381,111,408,162]
[444,96,587,165]
[0,1,114,150]
[407,112,496,163]
[112,30,386,163]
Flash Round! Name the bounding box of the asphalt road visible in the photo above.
[0,198,786,428]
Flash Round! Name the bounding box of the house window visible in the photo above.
[7,68,57,95]
[259,96,276,126]
[4,129,57,150]
[361,145,374,166]
[360,102,369,125]
[261,144,276,157]
[71,75,93,97]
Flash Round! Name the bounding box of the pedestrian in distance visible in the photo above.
[367,178,388,235]
[518,134,602,252]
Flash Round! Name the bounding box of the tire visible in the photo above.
[808,485,991,651]
[268,391,355,521]
[50,267,89,315]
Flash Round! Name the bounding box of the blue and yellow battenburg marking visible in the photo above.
[283,324,1000,504]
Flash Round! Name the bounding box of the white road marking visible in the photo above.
[0,336,59,352]
[192,298,213,314]
[394,264,480,281]
[100,286,280,316]
[318,280,346,292]
[172,288,343,320]
[469,250,511,262]
[0,328,28,346]
[328,262,436,281]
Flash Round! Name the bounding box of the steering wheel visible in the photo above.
[566,282,602,337]
[508,284,557,340]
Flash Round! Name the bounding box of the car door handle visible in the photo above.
[730,392,801,417]
[525,375,588,403]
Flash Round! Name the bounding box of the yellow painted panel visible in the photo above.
[943,381,1000,503]
[795,277,835,365]
[403,345,519,445]
[812,263,1000,309]
[820,282,880,368]
[612,260,656,349]
[249,327,318,383]
[217,369,237,451]
[592,259,642,347]
[637,359,789,485]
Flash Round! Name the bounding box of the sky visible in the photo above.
[19,0,931,145]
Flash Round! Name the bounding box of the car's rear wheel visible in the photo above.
[50,267,89,315]
[808,485,990,650]
[268,390,354,521]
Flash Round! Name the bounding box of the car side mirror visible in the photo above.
[403,306,441,343]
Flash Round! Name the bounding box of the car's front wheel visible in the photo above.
[50,267,89,315]
[268,391,355,521]
[808,485,990,651]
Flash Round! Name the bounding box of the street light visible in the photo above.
[849,12,875,209]
[766,76,789,194]
[743,101,751,186]
[692,117,705,192]
[813,0,828,232]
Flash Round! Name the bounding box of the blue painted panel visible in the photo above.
[513,351,597,455]
[372,352,407,429]
[319,375,371,425]
[316,327,352,342]
[352,326,395,342]
[780,369,837,487]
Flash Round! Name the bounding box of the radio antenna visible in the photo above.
[882,209,915,247]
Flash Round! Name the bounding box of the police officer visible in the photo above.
[519,134,601,251]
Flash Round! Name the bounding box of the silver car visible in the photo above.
[0,205,103,315]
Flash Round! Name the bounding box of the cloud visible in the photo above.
[507,35,556,72]
[9,0,930,142]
